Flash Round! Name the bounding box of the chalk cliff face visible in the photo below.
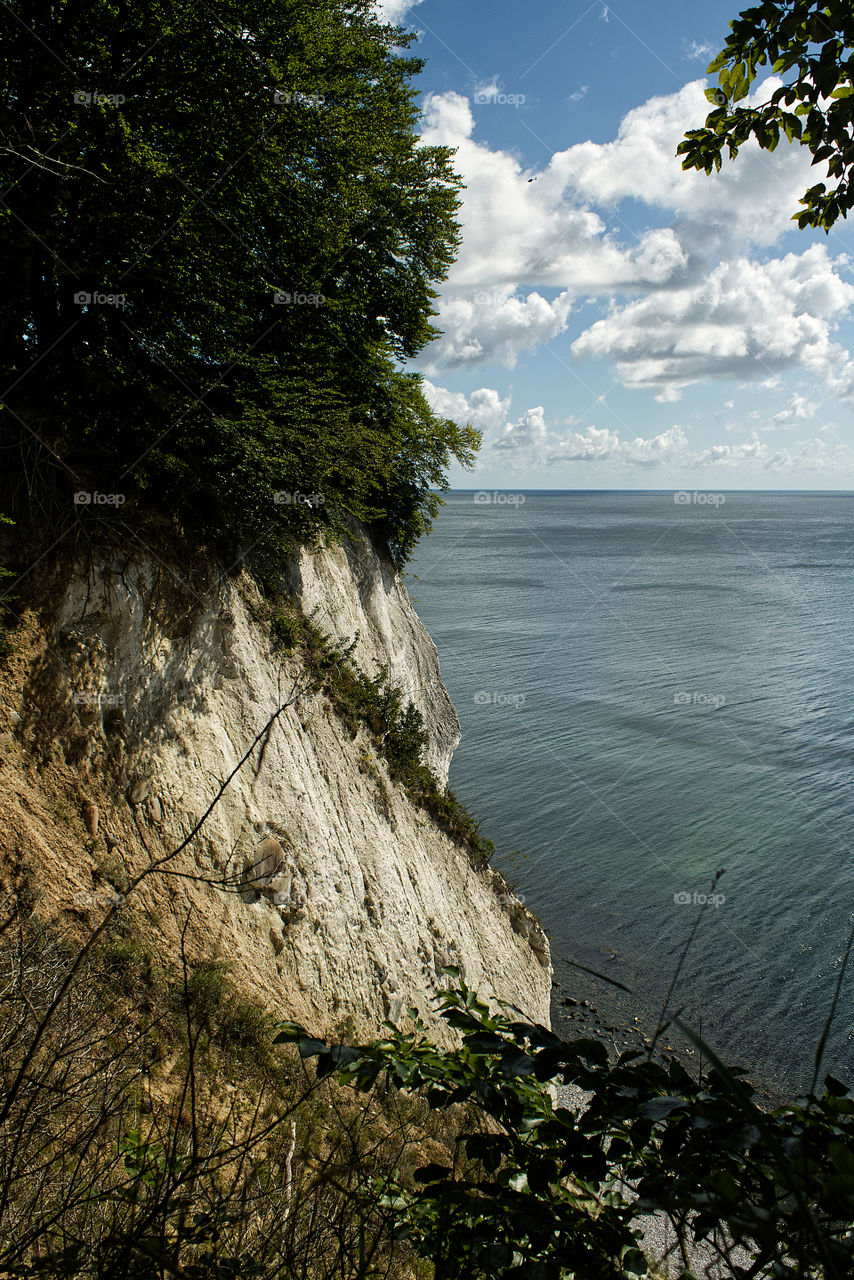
[0,523,551,1040]
[286,523,460,784]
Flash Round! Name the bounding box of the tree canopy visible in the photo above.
[678,0,854,231]
[0,0,477,568]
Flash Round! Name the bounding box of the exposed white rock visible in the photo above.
[287,521,460,782]
[4,521,550,1043]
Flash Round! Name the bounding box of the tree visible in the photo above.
[0,0,476,567]
[678,0,854,231]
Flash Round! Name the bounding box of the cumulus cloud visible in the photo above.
[421,381,852,476]
[374,0,422,21]
[416,76,854,383]
[420,91,690,294]
[547,424,690,467]
[571,246,854,399]
[695,432,850,471]
[422,288,575,371]
[416,79,847,383]
[414,78,854,478]
[494,406,550,451]
[770,393,818,428]
[418,91,690,369]
[550,77,817,256]
[421,380,511,434]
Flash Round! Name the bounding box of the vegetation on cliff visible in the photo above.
[268,605,496,866]
[0,0,477,569]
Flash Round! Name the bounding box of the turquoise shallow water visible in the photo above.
[407,491,854,1092]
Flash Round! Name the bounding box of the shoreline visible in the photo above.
[549,968,789,1112]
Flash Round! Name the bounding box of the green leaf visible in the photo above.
[621,1247,649,1274]
[413,1163,452,1183]
[642,1096,687,1121]
[297,1036,328,1059]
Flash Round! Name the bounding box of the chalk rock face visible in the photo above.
[287,523,460,783]
[0,521,551,1043]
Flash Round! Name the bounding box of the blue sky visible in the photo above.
[378,0,854,489]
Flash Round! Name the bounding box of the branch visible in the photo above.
[0,145,109,183]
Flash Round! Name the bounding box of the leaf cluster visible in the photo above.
[278,973,854,1278]
[677,0,854,229]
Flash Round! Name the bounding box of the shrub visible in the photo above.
[294,617,494,865]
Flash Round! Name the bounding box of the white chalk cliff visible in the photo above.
[0,521,551,1040]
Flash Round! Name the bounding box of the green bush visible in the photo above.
[295,618,494,865]
[272,610,301,651]
[281,973,854,1279]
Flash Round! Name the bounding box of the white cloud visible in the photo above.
[695,432,850,472]
[416,79,844,378]
[374,0,422,20]
[420,91,689,293]
[494,406,549,451]
[724,393,819,434]
[471,78,502,104]
[422,287,575,371]
[549,77,818,256]
[424,382,852,477]
[771,393,817,427]
[418,91,691,369]
[421,380,511,433]
[415,78,854,480]
[571,246,854,398]
[547,424,690,467]
[694,433,768,466]
[684,39,715,61]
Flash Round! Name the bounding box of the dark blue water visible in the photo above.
[408,491,854,1092]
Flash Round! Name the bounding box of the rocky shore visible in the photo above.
[549,964,787,1111]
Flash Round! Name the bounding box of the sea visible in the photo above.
[407,490,854,1095]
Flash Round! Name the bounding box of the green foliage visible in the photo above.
[279,973,854,1279]
[297,616,495,865]
[0,0,477,566]
[272,610,301,651]
[678,1,854,229]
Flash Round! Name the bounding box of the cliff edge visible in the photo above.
[0,522,551,1041]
